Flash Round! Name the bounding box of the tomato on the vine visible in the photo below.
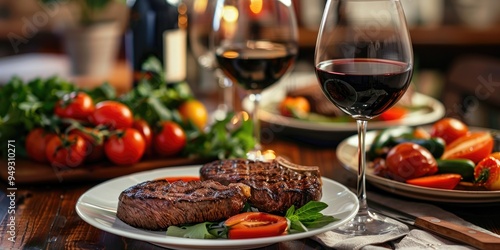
[54,91,95,121]
[25,128,56,163]
[90,101,133,129]
[45,134,87,168]
[69,127,105,162]
[104,128,146,165]
[132,119,153,156]
[153,121,186,157]
[224,212,288,239]
[385,142,438,181]
[441,132,494,163]
[430,118,469,144]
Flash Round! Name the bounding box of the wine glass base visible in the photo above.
[334,210,398,236]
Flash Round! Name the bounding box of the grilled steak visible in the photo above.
[116,179,250,230]
[200,157,322,214]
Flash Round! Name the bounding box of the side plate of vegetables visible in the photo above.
[336,118,500,203]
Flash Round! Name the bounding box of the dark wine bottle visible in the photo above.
[125,0,187,85]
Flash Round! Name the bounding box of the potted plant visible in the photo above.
[42,0,128,76]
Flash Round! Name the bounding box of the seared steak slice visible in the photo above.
[200,157,322,214]
[116,179,250,230]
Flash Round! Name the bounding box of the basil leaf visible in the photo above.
[294,201,328,218]
[285,201,338,232]
[166,222,225,239]
[302,216,337,228]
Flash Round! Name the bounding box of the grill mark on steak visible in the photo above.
[200,157,322,214]
[116,179,249,230]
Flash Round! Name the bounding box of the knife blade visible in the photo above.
[368,199,500,250]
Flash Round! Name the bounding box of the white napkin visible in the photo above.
[313,191,499,250]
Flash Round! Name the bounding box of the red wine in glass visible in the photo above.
[216,42,296,92]
[315,58,412,119]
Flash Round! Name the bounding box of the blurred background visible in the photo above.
[0,0,499,128]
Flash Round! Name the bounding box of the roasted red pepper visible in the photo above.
[474,156,500,191]
[406,173,462,190]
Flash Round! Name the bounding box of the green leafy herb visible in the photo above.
[166,222,227,239]
[285,201,338,233]
[0,76,76,158]
[184,112,255,159]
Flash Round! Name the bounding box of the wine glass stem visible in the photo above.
[221,77,233,113]
[250,93,262,150]
[356,119,368,215]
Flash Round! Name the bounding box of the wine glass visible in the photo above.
[212,0,299,155]
[315,0,413,235]
[187,0,234,121]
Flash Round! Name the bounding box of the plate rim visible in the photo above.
[75,165,359,249]
[336,130,500,203]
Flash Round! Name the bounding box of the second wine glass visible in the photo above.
[315,0,413,235]
[188,0,234,121]
[212,0,299,155]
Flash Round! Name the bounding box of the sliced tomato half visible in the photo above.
[441,132,494,163]
[225,212,288,239]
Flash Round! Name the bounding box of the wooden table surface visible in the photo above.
[1,127,500,250]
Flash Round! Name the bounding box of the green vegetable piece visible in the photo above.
[393,137,446,159]
[166,222,225,239]
[285,201,338,232]
[367,126,413,160]
[437,159,476,182]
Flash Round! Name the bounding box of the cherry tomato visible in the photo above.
[104,128,146,165]
[385,142,438,181]
[45,134,87,168]
[54,92,95,121]
[406,174,462,190]
[224,212,288,239]
[132,119,153,156]
[178,99,208,131]
[25,128,56,163]
[474,156,500,191]
[430,118,469,144]
[68,127,105,162]
[379,106,407,121]
[441,132,494,164]
[153,121,186,157]
[90,101,133,129]
[278,96,310,118]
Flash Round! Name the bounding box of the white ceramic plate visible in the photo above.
[76,165,359,250]
[242,72,445,137]
[337,130,500,203]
